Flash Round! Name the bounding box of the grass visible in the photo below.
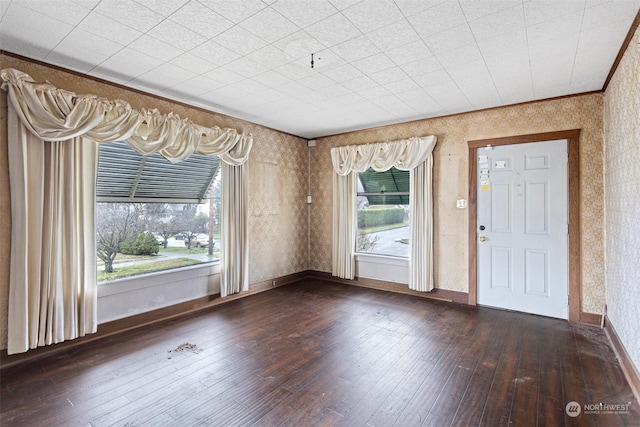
[358,222,409,235]
[97,258,203,281]
[96,253,155,266]
[160,247,213,255]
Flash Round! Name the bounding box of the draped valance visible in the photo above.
[330,135,437,292]
[0,68,252,165]
[331,135,436,175]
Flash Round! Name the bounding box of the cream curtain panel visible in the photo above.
[330,135,437,291]
[1,68,253,354]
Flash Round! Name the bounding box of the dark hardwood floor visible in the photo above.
[1,279,638,426]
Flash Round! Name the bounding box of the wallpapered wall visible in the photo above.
[0,54,309,350]
[309,93,606,315]
[603,26,640,372]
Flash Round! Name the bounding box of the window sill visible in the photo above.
[355,253,409,284]
[97,262,220,324]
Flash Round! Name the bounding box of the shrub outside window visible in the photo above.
[96,141,221,282]
[356,167,410,258]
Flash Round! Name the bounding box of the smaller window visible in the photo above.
[356,167,410,258]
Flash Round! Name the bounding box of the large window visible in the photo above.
[95,141,221,282]
[356,167,410,257]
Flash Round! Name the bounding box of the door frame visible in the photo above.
[467,129,581,322]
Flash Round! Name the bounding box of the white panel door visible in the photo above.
[477,140,568,319]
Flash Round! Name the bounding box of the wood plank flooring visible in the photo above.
[1,279,638,426]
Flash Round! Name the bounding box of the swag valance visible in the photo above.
[330,135,437,292]
[0,68,253,165]
[1,68,251,355]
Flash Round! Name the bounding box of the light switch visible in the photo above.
[456,199,467,209]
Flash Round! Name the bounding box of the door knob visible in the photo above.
[479,235,486,242]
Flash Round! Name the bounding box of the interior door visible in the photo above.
[477,139,568,319]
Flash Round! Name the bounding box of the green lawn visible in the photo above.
[358,222,409,235]
[97,258,203,281]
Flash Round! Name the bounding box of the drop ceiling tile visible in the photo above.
[369,66,410,84]
[170,53,217,75]
[582,1,640,30]
[353,53,396,74]
[298,73,337,90]
[359,85,393,100]
[367,18,421,51]
[394,0,447,17]
[400,56,442,78]
[17,0,91,26]
[276,30,328,60]
[446,60,491,81]
[250,70,291,88]
[276,61,318,81]
[459,0,523,22]
[342,0,404,33]
[423,24,476,54]
[135,62,198,90]
[327,0,363,11]
[331,35,380,62]
[385,78,420,94]
[94,0,165,33]
[523,1,586,26]
[78,11,143,46]
[189,41,242,67]
[435,43,484,68]
[409,1,467,39]
[467,4,525,41]
[528,35,578,62]
[225,58,269,79]
[320,63,365,83]
[306,12,360,47]
[526,13,582,45]
[129,34,184,62]
[203,67,245,85]
[169,75,227,98]
[0,1,10,19]
[272,0,338,27]
[247,45,291,68]
[46,29,123,72]
[412,69,452,88]
[148,20,207,52]
[385,40,434,66]
[239,7,300,43]
[204,0,267,24]
[316,83,352,98]
[92,47,163,82]
[133,0,188,17]
[0,4,73,57]
[476,29,528,59]
[169,1,234,39]
[212,26,268,56]
[341,75,379,91]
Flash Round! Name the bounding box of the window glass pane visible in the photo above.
[96,169,221,283]
[357,167,410,257]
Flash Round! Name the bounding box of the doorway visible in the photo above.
[467,130,581,321]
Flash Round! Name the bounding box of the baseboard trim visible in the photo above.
[0,270,310,369]
[579,311,603,326]
[308,270,469,304]
[604,315,640,403]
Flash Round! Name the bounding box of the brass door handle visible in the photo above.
[479,235,486,242]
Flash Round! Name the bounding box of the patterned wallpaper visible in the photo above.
[310,93,606,315]
[0,54,308,350]
[603,26,640,371]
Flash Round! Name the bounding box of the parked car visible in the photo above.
[185,233,212,248]
[173,233,185,240]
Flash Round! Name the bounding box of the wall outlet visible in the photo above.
[456,199,467,209]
